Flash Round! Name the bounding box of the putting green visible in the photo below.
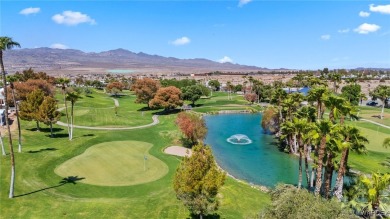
[55,141,168,186]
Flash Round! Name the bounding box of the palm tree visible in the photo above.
[360,172,390,211]
[0,36,20,198]
[280,120,296,154]
[62,84,70,139]
[307,86,329,120]
[313,119,334,196]
[271,88,287,123]
[329,73,342,93]
[10,82,22,152]
[370,85,390,119]
[66,91,81,140]
[333,125,368,200]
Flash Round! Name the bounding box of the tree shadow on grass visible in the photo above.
[153,109,181,115]
[188,213,220,219]
[27,127,64,133]
[27,147,58,153]
[15,176,85,198]
[137,107,151,112]
[45,133,69,139]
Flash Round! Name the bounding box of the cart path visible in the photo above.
[56,115,159,130]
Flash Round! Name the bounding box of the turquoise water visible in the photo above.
[106,69,135,74]
[204,114,301,187]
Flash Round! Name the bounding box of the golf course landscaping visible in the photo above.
[1,88,389,218]
[0,89,270,218]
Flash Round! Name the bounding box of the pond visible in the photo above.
[204,113,301,187]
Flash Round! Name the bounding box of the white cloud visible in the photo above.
[50,43,69,49]
[338,29,350,33]
[369,4,390,14]
[359,11,370,17]
[52,11,96,26]
[170,37,191,46]
[19,7,40,15]
[238,0,252,7]
[218,56,233,63]
[321,35,331,40]
[354,23,381,34]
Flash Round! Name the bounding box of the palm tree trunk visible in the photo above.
[323,152,334,199]
[11,86,22,153]
[298,149,303,188]
[381,103,385,119]
[62,86,70,139]
[304,144,310,188]
[288,135,294,154]
[1,50,16,198]
[1,130,5,156]
[333,148,348,200]
[317,101,321,119]
[70,102,74,140]
[310,167,315,188]
[314,136,326,195]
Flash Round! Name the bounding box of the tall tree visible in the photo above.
[19,89,44,131]
[149,86,183,111]
[66,90,81,140]
[173,144,225,219]
[131,78,160,108]
[333,125,368,200]
[313,119,334,196]
[0,36,20,198]
[370,85,390,119]
[307,86,329,120]
[341,84,362,106]
[38,96,61,138]
[62,84,70,140]
[10,82,22,153]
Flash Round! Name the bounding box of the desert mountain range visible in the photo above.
[3,48,275,75]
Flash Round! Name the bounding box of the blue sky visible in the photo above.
[1,0,390,70]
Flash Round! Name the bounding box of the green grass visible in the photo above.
[55,141,168,186]
[193,92,263,113]
[58,89,157,127]
[346,119,390,173]
[1,89,270,218]
[357,106,390,126]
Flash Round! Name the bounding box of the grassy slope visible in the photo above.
[1,90,269,218]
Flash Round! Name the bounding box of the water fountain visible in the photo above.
[226,134,252,145]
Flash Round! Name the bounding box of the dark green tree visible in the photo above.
[341,84,361,106]
[173,144,226,219]
[38,96,61,138]
[19,89,44,131]
[182,85,204,106]
[208,80,220,93]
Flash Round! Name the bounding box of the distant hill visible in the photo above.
[3,48,274,75]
